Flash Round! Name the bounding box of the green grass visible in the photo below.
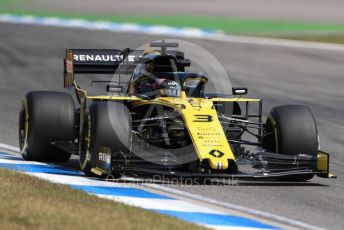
[1,7,344,35]
[0,168,205,230]
[266,34,344,44]
[1,5,344,44]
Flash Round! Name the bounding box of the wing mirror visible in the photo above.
[232,87,248,96]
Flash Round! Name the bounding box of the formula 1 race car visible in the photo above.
[18,41,336,181]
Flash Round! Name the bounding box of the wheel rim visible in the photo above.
[18,104,29,156]
[79,115,91,170]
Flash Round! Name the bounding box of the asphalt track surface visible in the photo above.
[0,23,344,229]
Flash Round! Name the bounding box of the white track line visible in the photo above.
[26,172,128,187]
[0,143,19,152]
[0,143,324,230]
[0,158,47,165]
[1,14,344,52]
[142,183,325,230]
[98,195,222,214]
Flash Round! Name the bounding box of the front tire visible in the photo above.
[18,91,75,162]
[263,105,319,181]
[79,101,131,177]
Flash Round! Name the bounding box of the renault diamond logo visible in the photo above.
[209,149,224,158]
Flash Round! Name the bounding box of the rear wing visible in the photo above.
[63,48,188,88]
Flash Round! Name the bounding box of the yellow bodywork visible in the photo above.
[317,151,329,171]
[85,92,260,171]
[317,151,336,178]
[87,95,141,101]
[209,98,261,102]
[180,102,233,170]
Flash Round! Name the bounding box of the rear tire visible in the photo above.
[79,101,131,177]
[18,91,75,162]
[263,105,319,181]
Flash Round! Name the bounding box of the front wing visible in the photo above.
[93,149,335,180]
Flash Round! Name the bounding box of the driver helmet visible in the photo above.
[136,78,158,94]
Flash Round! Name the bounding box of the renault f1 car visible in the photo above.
[18,41,336,181]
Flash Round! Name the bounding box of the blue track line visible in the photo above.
[71,185,174,199]
[0,162,82,176]
[157,210,279,229]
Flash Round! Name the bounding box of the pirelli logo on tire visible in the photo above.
[193,114,213,122]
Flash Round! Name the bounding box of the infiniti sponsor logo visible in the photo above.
[168,81,179,86]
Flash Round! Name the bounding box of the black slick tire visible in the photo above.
[79,101,131,177]
[264,105,319,181]
[18,91,75,162]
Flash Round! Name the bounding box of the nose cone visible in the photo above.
[207,149,229,170]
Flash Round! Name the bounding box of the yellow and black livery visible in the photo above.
[18,41,336,181]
